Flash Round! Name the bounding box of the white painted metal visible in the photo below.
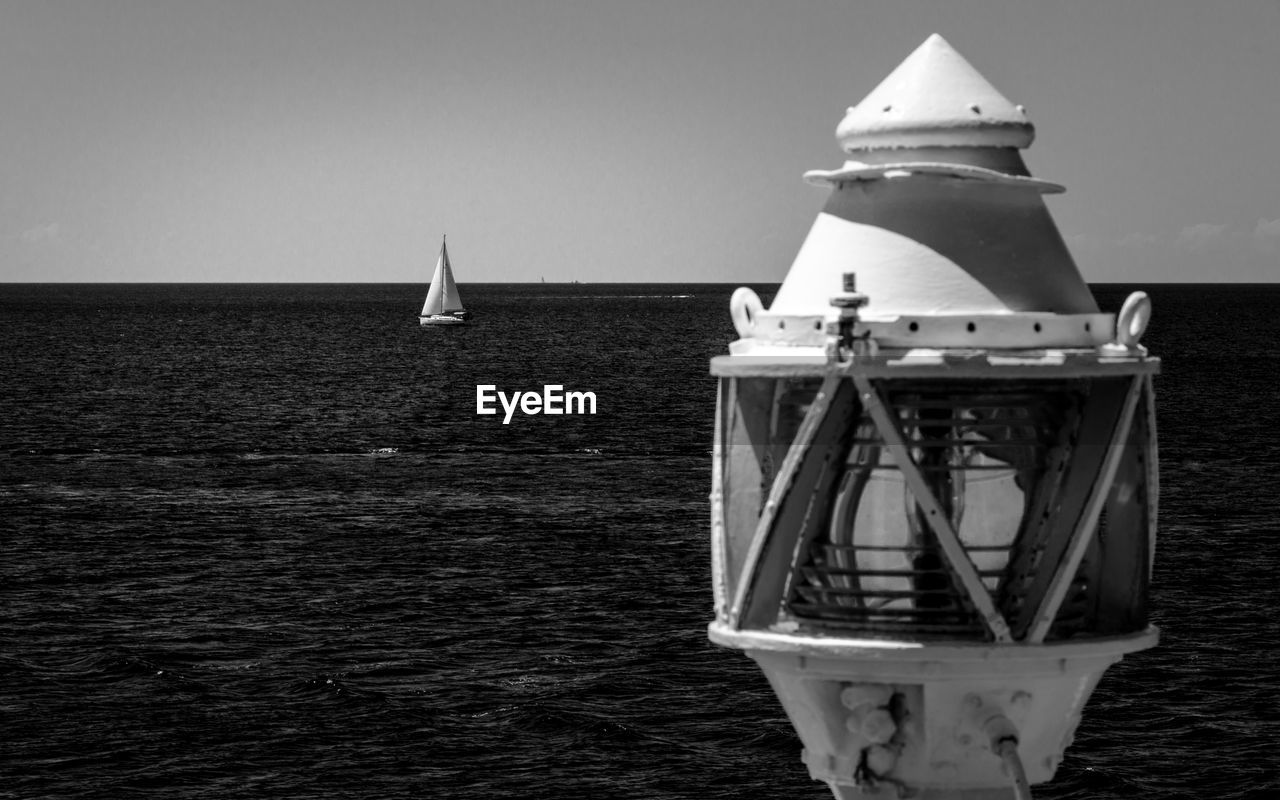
[728,295,1114,351]
[710,353,1160,379]
[1100,291,1152,355]
[1144,374,1160,574]
[836,34,1034,151]
[804,158,1064,194]
[708,32,1160,800]
[708,622,1158,796]
[709,378,732,620]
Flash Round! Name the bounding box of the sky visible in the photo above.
[2,0,1277,283]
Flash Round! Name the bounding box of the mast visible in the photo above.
[440,235,451,311]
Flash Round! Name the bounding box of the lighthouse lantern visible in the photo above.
[709,34,1158,799]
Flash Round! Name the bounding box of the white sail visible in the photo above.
[420,237,465,316]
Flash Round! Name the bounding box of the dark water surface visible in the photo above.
[2,283,1278,799]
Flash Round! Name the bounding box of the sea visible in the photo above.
[2,282,1278,800]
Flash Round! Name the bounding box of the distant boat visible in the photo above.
[419,235,469,326]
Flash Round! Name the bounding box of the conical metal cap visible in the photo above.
[837,34,1033,151]
[767,34,1097,321]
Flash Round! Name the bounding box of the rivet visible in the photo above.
[1017,104,1028,114]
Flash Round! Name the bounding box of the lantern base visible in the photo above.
[709,623,1157,797]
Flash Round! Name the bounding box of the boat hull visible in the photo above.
[419,314,467,326]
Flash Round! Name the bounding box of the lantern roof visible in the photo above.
[754,34,1100,333]
[836,34,1034,152]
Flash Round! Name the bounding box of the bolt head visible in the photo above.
[860,709,897,745]
[865,745,897,776]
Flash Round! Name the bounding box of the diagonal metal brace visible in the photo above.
[852,374,1013,642]
[1026,375,1144,643]
[730,374,850,629]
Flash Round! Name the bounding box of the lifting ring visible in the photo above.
[730,287,763,338]
[1115,292,1151,347]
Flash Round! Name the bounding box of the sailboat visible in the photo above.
[418,235,469,326]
